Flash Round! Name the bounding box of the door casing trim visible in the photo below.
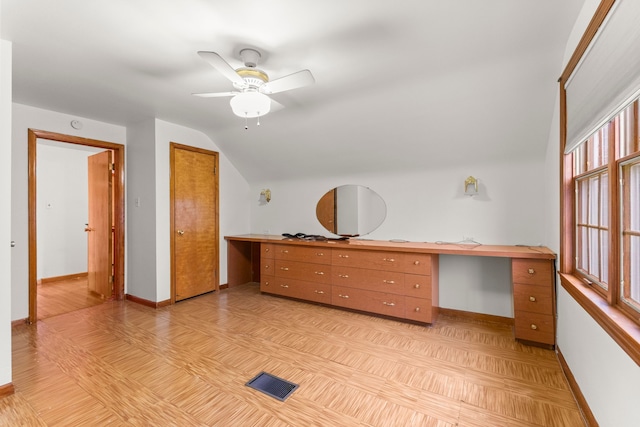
[28,129,125,323]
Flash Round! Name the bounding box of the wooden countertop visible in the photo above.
[225,234,556,260]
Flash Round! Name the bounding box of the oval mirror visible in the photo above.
[316,185,387,237]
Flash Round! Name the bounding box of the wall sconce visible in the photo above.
[259,189,271,204]
[464,176,479,196]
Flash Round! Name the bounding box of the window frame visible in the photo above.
[559,0,640,366]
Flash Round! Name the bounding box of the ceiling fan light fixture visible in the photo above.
[230,91,271,118]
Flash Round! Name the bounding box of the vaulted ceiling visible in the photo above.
[2,0,584,182]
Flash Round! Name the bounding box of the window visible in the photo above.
[560,0,640,364]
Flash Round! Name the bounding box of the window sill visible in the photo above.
[559,273,640,366]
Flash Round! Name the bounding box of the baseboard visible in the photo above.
[40,272,88,284]
[0,383,15,399]
[556,346,598,427]
[219,283,229,290]
[11,318,28,328]
[437,307,514,325]
[125,294,171,308]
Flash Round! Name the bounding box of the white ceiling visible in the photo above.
[2,0,584,183]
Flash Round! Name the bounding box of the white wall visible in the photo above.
[249,159,544,317]
[544,0,640,425]
[1,37,14,388]
[126,119,158,301]
[11,103,126,321]
[36,143,95,279]
[154,119,251,301]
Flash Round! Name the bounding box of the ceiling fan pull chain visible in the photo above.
[244,115,249,130]
[257,116,261,126]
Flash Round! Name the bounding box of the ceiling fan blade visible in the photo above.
[270,98,285,112]
[197,51,245,86]
[192,91,239,98]
[262,69,315,94]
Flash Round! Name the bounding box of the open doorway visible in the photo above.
[28,129,125,323]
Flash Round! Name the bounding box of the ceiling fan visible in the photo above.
[193,48,315,123]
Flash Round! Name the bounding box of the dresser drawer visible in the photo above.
[332,249,404,272]
[263,277,332,304]
[274,244,331,264]
[260,274,274,292]
[332,266,405,294]
[514,283,553,315]
[403,274,431,298]
[274,259,331,283]
[332,286,405,318]
[261,257,275,277]
[514,312,554,345]
[403,254,432,276]
[262,243,275,259]
[512,259,553,286]
[404,297,433,323]
[298,282,332,304]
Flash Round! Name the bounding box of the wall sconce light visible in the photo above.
[259,189,271,204]
[464,176,479,196]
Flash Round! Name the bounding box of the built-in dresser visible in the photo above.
[226,235,556,347]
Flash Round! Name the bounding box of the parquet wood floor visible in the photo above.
[37,277,105,320]
[4,283,585,426]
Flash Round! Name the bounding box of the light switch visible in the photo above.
[135,197,141,207]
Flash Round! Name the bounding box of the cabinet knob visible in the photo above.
[280,267,289,271]
[265,248,270,252]
[528,268,535,274]
[414,307,421,312]
[529,296,536,302]
[264,281,269,286]
[315,271,325,275]
[382,301,395,306]
[530,324,538,330]
[383,280,395,284]
[414,260,420,265]
[414,284,421,289]
[314,290,325,294]
[338,294,349,299]
[264,265,270,269]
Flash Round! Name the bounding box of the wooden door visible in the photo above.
[171,143,219,301]
[87,150,113,298]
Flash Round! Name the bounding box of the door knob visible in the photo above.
[11,241,15,248]
[177,230,185,235]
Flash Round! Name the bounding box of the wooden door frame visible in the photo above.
[169,142,220,304]
[28,129,125,323]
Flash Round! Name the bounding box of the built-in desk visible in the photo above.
[225,234,556,346]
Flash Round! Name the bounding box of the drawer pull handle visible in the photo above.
[280,284,289,288]
[528,268,535,274]
[383,258,395,262]
[529,296,536,302]
[281,249,289,254]
[338,274,349,278]
[265,248,270,252]
[316,252,324,256]
[264,281,269,286]
[382,301,395,306]
[339,254,350,258]
[530,324,538,330]
[383,280,396,284]
[414,284,421,289]
[280,267,289,271]
[314,290,325,294]
[338,294,350,299]
[315,271,325,275]
[414,307,420,312]
[414,261,420,265]
[264,265,270,269]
